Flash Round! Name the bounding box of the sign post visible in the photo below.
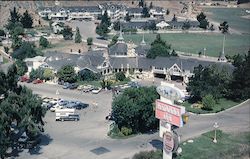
[155,82,186,159]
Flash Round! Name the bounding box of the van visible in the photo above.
[55,109,77,121]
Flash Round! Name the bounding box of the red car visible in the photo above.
[33,79,43,84]
[20,76,29,82]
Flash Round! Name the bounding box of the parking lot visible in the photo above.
[17,82,159,159]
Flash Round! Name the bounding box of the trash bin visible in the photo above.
[182,113,189,124]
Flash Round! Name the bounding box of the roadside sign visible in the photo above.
[163,132,174,153]
[155,99,184,127]
[156,83,185,101]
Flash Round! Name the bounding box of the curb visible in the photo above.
[189,99,250,116]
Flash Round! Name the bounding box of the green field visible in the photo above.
[123,33,250,57]
[176,130,250,159]
[205,8,250,34]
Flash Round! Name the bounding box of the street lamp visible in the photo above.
[213,122,219,143]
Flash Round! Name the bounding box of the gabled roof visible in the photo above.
[127,8,143,14]
[108,43,128,56]
[109,57,137,68]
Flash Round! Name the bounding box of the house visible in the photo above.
[99,2,127,20]
[156,21,171,29]
[52,22,64,34]
[126,8,143,18]
[108,31,128,57]
[149,7,166,17]
[24,56,47,74]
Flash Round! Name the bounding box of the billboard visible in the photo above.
[155,99,183,127]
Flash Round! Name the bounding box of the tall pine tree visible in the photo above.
[75,27,82,43]
[20,10,33,28]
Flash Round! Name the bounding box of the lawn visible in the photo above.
[182,98,241,114]
[204,8,250,34]
[176,130,250,159]
[3,57,9,64]
[123,33,250,57]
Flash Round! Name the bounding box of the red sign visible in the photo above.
[155,99,182,127]
[163,132,174,153]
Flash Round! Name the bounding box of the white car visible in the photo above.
[92,87,102,94]
[50,104,64,112]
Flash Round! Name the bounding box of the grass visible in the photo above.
[204,8,250,34]
[123,33,250,57]
[3,57,9,64]
[182,98,241,114]
[176,130,250,159]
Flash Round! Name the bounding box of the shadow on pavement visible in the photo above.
[149,139,163,149]
[28,133,53,155]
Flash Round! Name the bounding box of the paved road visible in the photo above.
[16,82,250,159]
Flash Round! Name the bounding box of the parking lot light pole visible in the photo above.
[213,122,219,143]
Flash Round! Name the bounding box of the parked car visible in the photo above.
[58,99,69,106]
[69,83,78,90]
[83,85,94,93]
[58,114,80,121]
[58,80,64,85]
[20,76,29,82]
[92,87,102,94]
[26,78,33,83]
[63,82,70,89]
[77,85,85,91]
[50,104,64,112]
[33,79,43,84]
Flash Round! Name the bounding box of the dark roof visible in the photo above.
[137,56,234,72]
[66,6,101,13]
[152,7,165,12]
[135,44,151,56]
[121,21,149,29]
[167,20,200,27]
[108,42,128,56]
[44,51,105,72]
[127,8,143,14]
[99,2,126,12]
[110,57,137,68]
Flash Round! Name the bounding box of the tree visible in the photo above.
[202,94,215,110]
[0,29,5,37]
[112,87,159,133]
[149,2,153,9]
[108,35,118,47]
[0,67,46,158]
[62,26,73,40]
[15,60,28,76]
[57,65,77,83]
[6,7,20,30]
[182,20,191,30]
[197,12,209,29]
[113,20,120,31]
[209,24,215,31]
[4,47,9,54]
[29,68,44,80]
[39,36,49,48]
[142,4,150,18]
[115,72,126,81]
[43,68,55,81]
[228,52,250,101]
[148,21,156,30]
[147,34,171,59]
[166,9,170,15]
[12,42,38,60]
[125,13,131,22]
[139,0,144,7]
[219,21,229,34]
[78,69,100,81]
[87,37,93,46]
[133,150,162,159]
[187,65,231,102]
[75,27,82,43]
[172,14,177,22]
[171,50,178,56]
[20,10,33,28]
[96,10,111,37]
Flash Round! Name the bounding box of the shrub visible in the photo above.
[39,36,49,48]
[202,94,215,110]
[121,127,133,136]
[115,72,126,81]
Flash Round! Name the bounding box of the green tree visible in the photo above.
[87,37,93,46]
[149,2,153,9]
[39,36,49,48]
[182,21,191,30]
[115,72,126,81]
[0,29,6,37]
[62,26,73,40]
[12,42,38,60]
[75,27,82,43]
[228,52,250,101]
[78,69,100,81]
[142,4,150,18]
[113,20,120,31]
[15,60,28,76]
[172,14,177,21]
[112,87,159,133]
[4,47,9,54]
[20,10,33,28]
[96,10,111,37]
[133,150,162,159]
[147,34,171,59]
[171,49,178,56]
[166,9,170,15]
[6,7,20,30]
[202,94,215,110]
[108,35,118,47]
[43,68,55,81]
[219,21,229,34]
[139,0,144,7]
[197,12,209,29]
[125,13,131,22]
[29,68,44,80]
[57,65,77,83]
